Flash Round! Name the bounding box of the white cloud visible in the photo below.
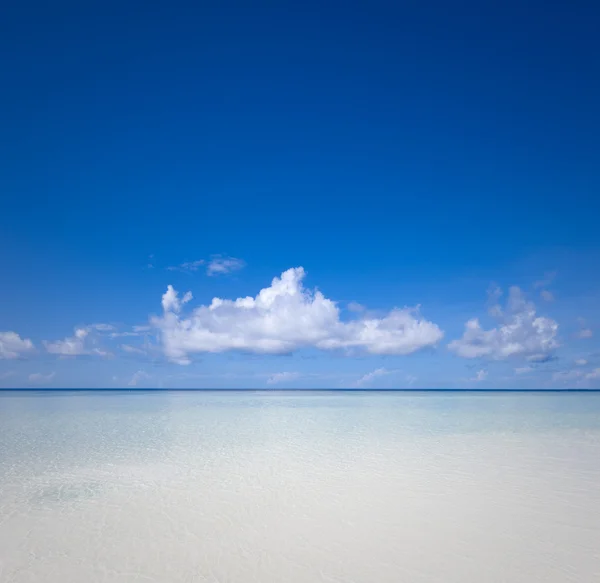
[267,371,301,385]
[28,372,55,384]
[167,259,205,273]
[121,344,146,355]
[471,369,488,382]
[44,328,108,357]
[167,256,245,276]
[575,359,588,366]
[128,370,151,387]
[515,366,532,375]
[0,331,34,359]
[110,325,152,338]
[162,286,193,312]
[347,302,365,313]
[91,323,115,332]
[354,367,396,387]
[540,290,554,302]
[449,286,558,360]
[206,255,245,276]
[152,267,443,365]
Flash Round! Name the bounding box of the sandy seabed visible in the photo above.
[1,391,600,582]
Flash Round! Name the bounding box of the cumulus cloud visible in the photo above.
[44,328,109,357]
[354,367,396,387]
[0,332,34,359]
[267,371,301,385]
[206,255,245,276]
[28,372,55,384]
[151,267,443,365]
[448,286,558,361]
[162,287,193,312]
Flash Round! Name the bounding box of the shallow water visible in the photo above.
[1,391,600,582]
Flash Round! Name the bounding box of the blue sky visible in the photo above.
[1,0,599,389]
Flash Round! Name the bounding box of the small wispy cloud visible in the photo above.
[354,367,396,387]
[206,255,245,276]
[267,371,301,385]
[347,302,365,313]
[515,366,532,375]
[166,255,245,276]
[540,290,554,302]
[91,323,115,332]
[109,325,152,339]
[120,344,147,355]
[133,325,151,333]
[405,374,417,386]
[575,358,588,366]
[28,372,56,384]
[167,259,206,273]
[469,369,488,382]
[128,370,151,387]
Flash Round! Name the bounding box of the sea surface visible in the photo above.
[1,390,600,582]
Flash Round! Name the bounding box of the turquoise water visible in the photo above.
[1,391,600,582]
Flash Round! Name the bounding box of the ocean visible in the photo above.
[1,390,599,582]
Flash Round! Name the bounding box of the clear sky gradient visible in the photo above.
[1,0,599,388]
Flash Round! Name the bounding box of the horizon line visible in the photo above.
[1,388,600,393]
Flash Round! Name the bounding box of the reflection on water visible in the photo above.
[1,391,600,582]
